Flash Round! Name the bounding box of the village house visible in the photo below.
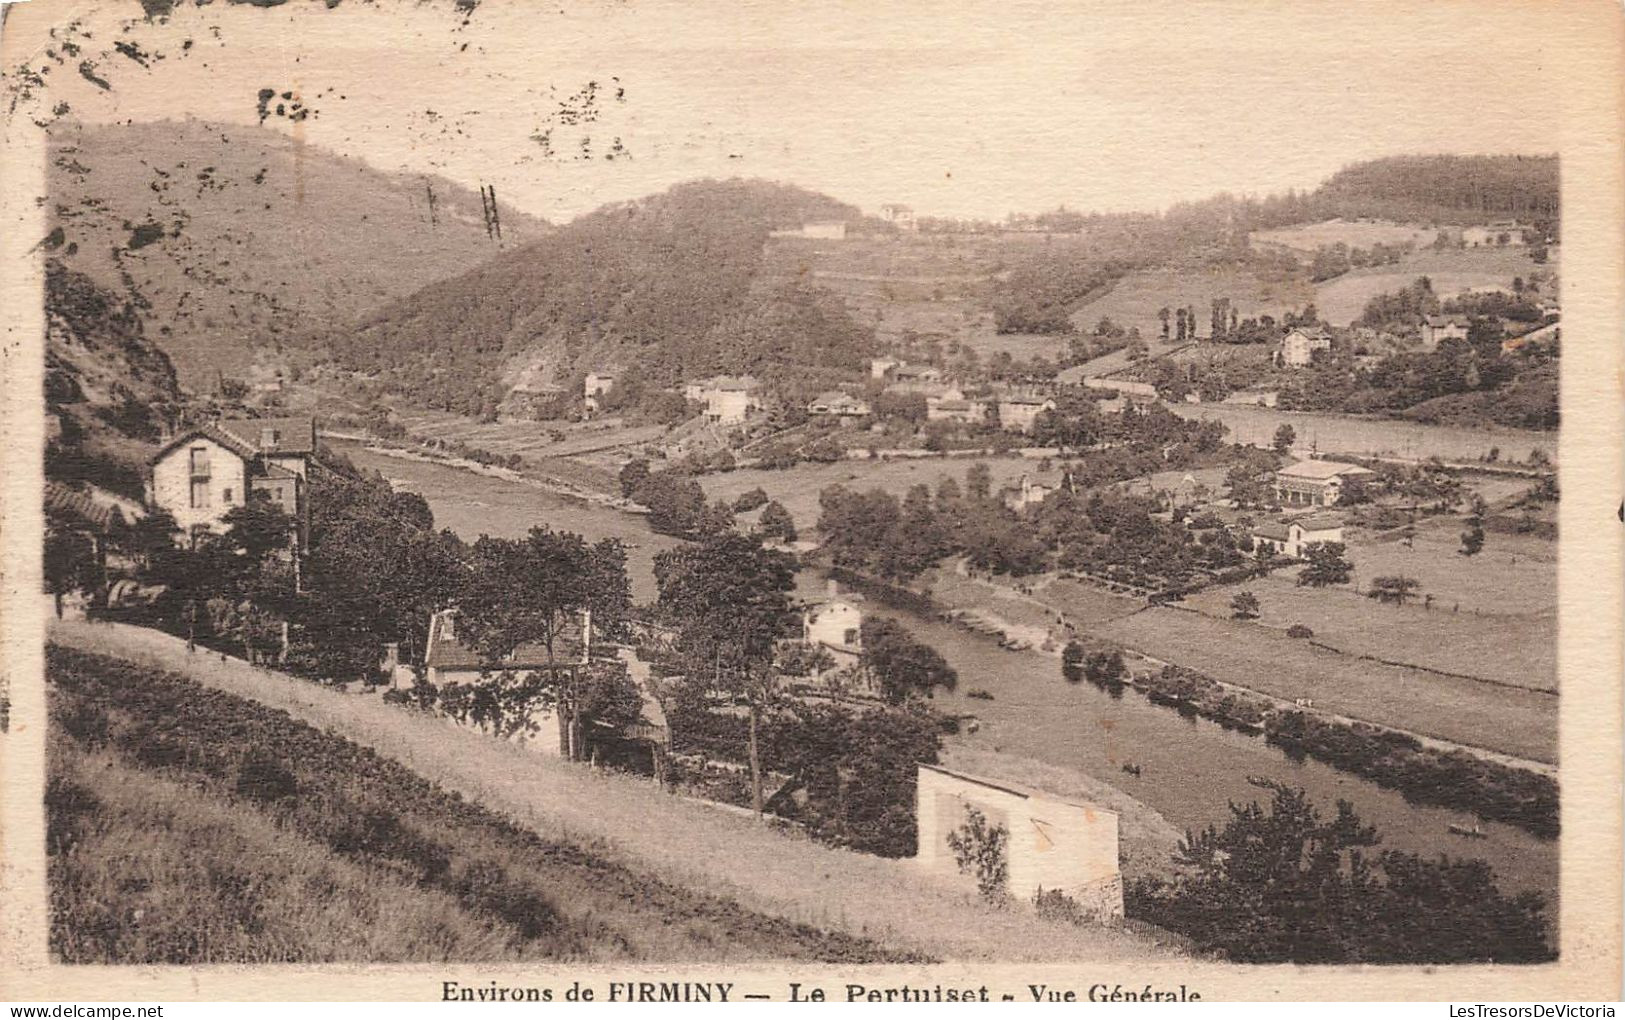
[1278,327,1333,368]
[997,393,1056,433]
[869,356,901,379]
[422,608,588,755]
[1273,459,1376,507]
[883,362,945,392]
[1420,314,1471,348]
[1002,470,1066,511]
[802,593,864,669]
[926,388,990,425]
[1251,512,1345,558]
[807,390,872,419]
[583,371,617,414]
[880,203,917,231]
[147,416,315,545]
[684,375,761,425]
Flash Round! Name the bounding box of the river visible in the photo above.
[333,439,1558,906]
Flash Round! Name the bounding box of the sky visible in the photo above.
[3,0,1568,224]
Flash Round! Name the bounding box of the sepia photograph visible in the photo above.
[0,0,1619,1002]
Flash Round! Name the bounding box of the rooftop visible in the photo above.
[218,416,318,456]
[1277,459,1375,481]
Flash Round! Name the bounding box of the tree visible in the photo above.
[1230,591,1261,619]
[1368,575,1421,605]
[456,527,619,758]
[758,500,798,543]
[1297,542,1352,587]
[859,617,958,704]
[1157,306,1171,340]
[1272,424,1296,455]
[1126,786,1552,963]
[965,462,993,502]
[946,804,1008,900]
[619,458,651,499]
[43,520,97,618]
[656,534,797,815]
[1460,499,1486,556]
[1031,390,1102,455]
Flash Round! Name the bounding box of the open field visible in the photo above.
[1251,218,1438,253]
[1314,247,1551,325]
[1069,266,1315,341]
[49,620,1179,962]
[1091,607,1556,765]
[1346,521,1557,613]
[1180,566,1555,694]
[1166,402,1555,463]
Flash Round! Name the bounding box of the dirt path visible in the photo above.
[50,619,1182,964]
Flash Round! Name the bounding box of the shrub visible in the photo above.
[1286,624,1314,639]
[946,805,1009,901]
[234,749,299,802]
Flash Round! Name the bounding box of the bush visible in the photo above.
[945,805,1009,901]
[234,749,299,802]
[1286,624,1314,639]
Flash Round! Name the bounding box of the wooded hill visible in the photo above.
[324,179,881,417]
[1313,154,1559,226]
[45,119,547,389]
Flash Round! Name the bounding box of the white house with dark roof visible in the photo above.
[1420,314,1471,348]
[147,416,315,543]
[997,393,1056,433]
[1251,512,1345,558]
[1279,327,1333,368]
[684,375,762,425]
[808,390,871,419]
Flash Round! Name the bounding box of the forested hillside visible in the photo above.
[326,180,881,416]
[1314,155,1559,226]
[45,120,547,389]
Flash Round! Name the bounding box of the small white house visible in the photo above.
[583,371,617,413]
[802,597,863,666]
[926,387,989,424]
[1279,327,1333,368]
[1420,314,1470,348]
[147,417,315,543]
[1251,513,1344,558]
[997,394,1056,433]
[684,375,761,425]
[1002,471,1065,511]
[808,391,871,419]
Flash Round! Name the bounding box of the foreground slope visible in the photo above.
[49,620,1179,963]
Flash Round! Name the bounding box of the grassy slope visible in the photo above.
[47,120,546,388]
[49,621,1179,963]
[48,644,923,964]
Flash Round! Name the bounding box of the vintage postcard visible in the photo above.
[1,0,1620,1004]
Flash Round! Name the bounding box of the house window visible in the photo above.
[189,446,210,477]
[843,628,859,646]
[190,479,209,509]
[223,488,234,504]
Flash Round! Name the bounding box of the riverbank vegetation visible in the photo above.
[1061,640,1558,839]
[1127,785,1553,963]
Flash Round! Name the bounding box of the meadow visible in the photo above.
[1068,266,1315,341]
[1313,247,1550,325]
[1093,608,1556,766]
